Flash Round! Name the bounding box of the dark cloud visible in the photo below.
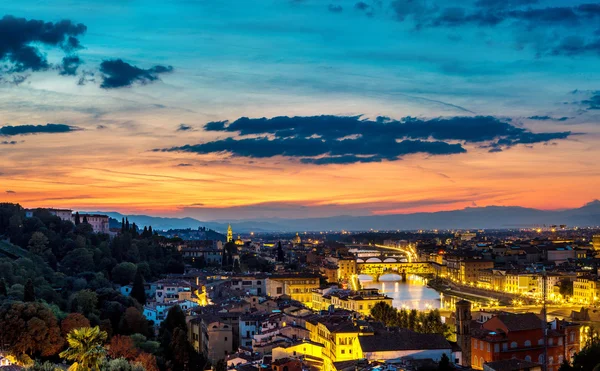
[528,115,569,121]
[390,0,436,24]
[1,141,18,145]
[355,2,369,10]
[59,55,82,76]
[552,35,600,56]
[328,4,343,12]
[176,163,193,167]
[474,0,538,9]
[157,115,572,164]
[0,15,86,72]
[582,93,600,109]
[0,123,80,136]
[177,124,193,131]
[99,59,173,89]
[5,190,16,194]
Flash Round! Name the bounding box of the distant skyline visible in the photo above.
[1,0,600,220]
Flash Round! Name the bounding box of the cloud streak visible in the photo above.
[156,115,573,164]
[0,123,80,136]
[99,59,173,89]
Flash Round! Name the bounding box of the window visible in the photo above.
[558,355,564,364]
[494,344,499,352]
[473,357,478,368]
[511,341,517,349]
[525,356,532,362]
[481,357,484,367]
[341,350,345,354]
[538,339,544,345]
[487,343,490,352]
[277,287,283,295]
[549,338,553,346]
[225,337,228,341]
[549,356,554,365]
[570,332,575,342]
[559,337,563,345]
[503,343,508,351]
[524,340,531,347]
[538,354,544,364]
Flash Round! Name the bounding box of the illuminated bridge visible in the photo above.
[355,257,433,282]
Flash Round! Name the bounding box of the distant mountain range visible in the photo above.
[86,200,600,233]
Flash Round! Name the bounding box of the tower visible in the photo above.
[227,224,233,243]
[455,299,472,367]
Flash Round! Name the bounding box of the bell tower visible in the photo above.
[227,224,233,243]
[456,299,472,367]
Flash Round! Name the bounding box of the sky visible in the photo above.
[1,0,600,221]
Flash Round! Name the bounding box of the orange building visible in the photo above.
[470,313,580,371]
[272,357,302,371]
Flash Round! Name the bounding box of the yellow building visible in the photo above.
[337,259,357,281]
[305,317,370,364]
[267,274,321,306]
[593,235,600,251]
[446,256,494,284]
[573,276,600,305]
[504,273,537,294]
[312,288,392,317]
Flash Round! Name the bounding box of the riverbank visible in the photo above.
[427,278,524,306]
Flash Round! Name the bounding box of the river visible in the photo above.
[359,273,465,311]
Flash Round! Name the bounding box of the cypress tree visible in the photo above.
[0,278,6,296]
[82,215,88,224]
[277,241,284,262]
[148,226,153,236]
[74,212,81,225]
[121,218,125,233]
[24,279,35,302]
[125,218,130,231]
[131,270,146,305]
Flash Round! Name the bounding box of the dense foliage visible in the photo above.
[0,203,199,370]
[370,302,452,338]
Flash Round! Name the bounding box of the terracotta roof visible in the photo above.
[358,330,451,352]
[484,359,541,371]
[493,313,543,332]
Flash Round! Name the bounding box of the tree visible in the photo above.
[107,335,139,360]
[28,231,50,255]
[60,326,107,371]
[233,258,241,273]
[24,278,36,302]
[121,218,125,233]
[438,353,451,371]
[130,270,146,305]
[215,359,227,371]
[125,218,130,232]
[61,313,91,337]
[277,241,284,262]
[134,352,159,371]
[119,307,149,336]
[559,338,600,371]
[83,215,88,224]
[112,262,137,285]
[370,302,398,327]
[30,361,62,371]
[0,302,64,357]
[74,212,81,225]
[0,278,6,296]
[71,289,99,317]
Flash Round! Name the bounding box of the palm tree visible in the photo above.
[59,326,107,371]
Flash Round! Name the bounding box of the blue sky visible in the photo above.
[1,0,599,219]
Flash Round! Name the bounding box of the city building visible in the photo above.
[470,313,580,371]
[76,213,110,234]
[48,208,73,222]
[337,259,357,281]
[572,275,600,304]
[190,316,235,362]
[312,288,392,317]
[227,224,233,243]
[266,274,321,306]
[592,235,600,251]
[230,275,267,296]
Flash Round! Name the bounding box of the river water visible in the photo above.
[359,274,444,311]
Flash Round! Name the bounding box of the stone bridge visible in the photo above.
[356,257,433,282]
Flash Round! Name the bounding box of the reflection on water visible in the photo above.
[359,274,441,311]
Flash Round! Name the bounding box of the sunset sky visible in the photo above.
[1,0,599,220]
